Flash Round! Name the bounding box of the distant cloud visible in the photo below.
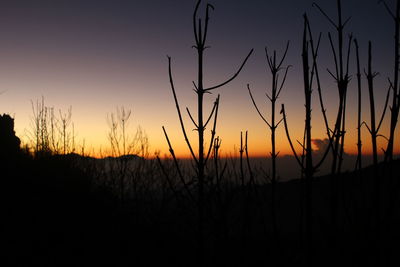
[312,138,350,157]
[312,138,329,154]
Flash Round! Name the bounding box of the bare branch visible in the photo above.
[345,33,353,76]
[247,84,271,128]
[239,131,245,187]
[312,3,338,29]
[205,95,220,164]
[276,117,284,128]
[265,46,274,71]
[388,77,394,92]
[354,38,363,170]
[316,32,322,56]
[202,3,215,46]
[186,107,199,129]
[380,0,396,20]
[277,41,290,69]
[198,18,203,46]
[281,104,304,168]
[204,96,219,128]
[167,56,198,164]
[274,73,279,93]
[204,49,254,91]
[377,134,389,141]
[162,126,175,157]
[245,131,255,186]
[376,83,391,132]
[297,140,305,149]
[192,81,198,92]
[306,18,335,155]
[328,32,339,79]
[277,65,292,98]
[342,16,352,28]
[162,126,195,203]
[361,121,372,134]
[327,68,337,80]
[193,0,202,45]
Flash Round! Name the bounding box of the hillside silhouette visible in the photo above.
[2,135,400,266]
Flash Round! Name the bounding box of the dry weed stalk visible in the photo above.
[381,0,400,161]
[313,0,352,174]
[281,14,331,266]
[363,42,390,166]
[160,0,253,263]
[354,39,363,170]
[247,41,290,243]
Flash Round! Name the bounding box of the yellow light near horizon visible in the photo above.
[7,85,400,160]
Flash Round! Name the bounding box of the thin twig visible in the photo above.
[204,97,218,128]
[247,84,271,128]
[277,65,292,98]
[193,0,202,45]
[168,56,199,164]
[376,83,391,132]
[162,126,195,202]
[187,107,199,129]
[312,3,338,29]
[204,49,254,91]
[328,33,339,80]
[380,0,396,20]
[205,95,220,165]
[281,104,304,168]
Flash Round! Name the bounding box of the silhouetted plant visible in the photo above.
[212,136,228,196]
[238,131,250,251]
[354,39,363,171]
[313,0,352,174]
[312,2,354,258]
[107,106,149,202]
[28,97,78,157]
[30,97,50,156]
[281,14,331,266]
[381,0,400,161]
[239,131,245,188]
[363,42,390,167]
[362,42,391,247]
[247,41,290,244]
[108,107,132,157]
[161,0,253,263]
[210,135,233,255]
[59,106,73,155]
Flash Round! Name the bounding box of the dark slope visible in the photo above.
[2,153,400,266]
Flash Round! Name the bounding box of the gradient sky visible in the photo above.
[0,0,397,158]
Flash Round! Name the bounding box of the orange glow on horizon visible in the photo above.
[19,126,395,160]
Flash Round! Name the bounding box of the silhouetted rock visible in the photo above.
[0,114,21,159]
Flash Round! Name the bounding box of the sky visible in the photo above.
[0,0,398,158]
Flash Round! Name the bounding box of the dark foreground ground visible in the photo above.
[2,153,400,266]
